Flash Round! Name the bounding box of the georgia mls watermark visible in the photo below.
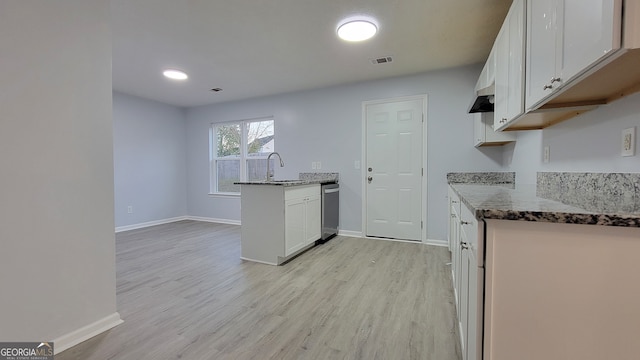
[0,342,53,360]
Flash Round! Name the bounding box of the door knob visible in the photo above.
[367,176,373,183]
[368,167,372,172]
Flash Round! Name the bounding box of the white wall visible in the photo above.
[186,65,506,241]
[505,92,640,183]
[113,92,188,228]
[0,0,120,347]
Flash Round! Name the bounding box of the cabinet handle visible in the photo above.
[451,214,457,218]
[550,77,561,83]
[461,242,469,250]
[460,221,471,225]
[543,84,553,90]
[500,118,507,123]
[452,200,458,204]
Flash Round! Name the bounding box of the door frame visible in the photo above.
[361,94,428,243]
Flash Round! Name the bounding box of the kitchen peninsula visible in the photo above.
[236,173,338,265]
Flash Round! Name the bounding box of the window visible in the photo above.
[210,118,275,194]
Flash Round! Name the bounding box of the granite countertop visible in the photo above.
[450,183,640,227]
[235,172,339,187]
[235,179,336,187]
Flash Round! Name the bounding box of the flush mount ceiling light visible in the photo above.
[337,17,378,42]
[163,69,188,80]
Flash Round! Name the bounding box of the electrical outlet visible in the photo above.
[311,162,317,169]
[317,161,321,170]
[543,146,550,163]
[127,205,133,214]
[622,127,635,157]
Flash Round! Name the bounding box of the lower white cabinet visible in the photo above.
[240,184,321,265]
[449,185,640,360]
[448,186,484,360]
[284,188,321,256]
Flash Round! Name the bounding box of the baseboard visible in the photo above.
[53,312,123,354]
[338,230,363,238]
[424,238,448,247]
[186,216,241,226]
[115,216,188,233]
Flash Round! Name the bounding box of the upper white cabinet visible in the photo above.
[525,0,622,110]
[474,113,515,147]
[494,0,526,129]
[475,0,640,131]
[475,45,496,92]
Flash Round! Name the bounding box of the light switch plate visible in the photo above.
[622,127,635,157]
[311,162,317,169]
[316,161,321,170]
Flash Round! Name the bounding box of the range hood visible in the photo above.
[468,83,495,113]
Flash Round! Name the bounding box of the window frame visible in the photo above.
[209,117,275,195]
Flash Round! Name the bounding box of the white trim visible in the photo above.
[53,312,123,355]
[186,216,241,226]
[240,257,278,266]
[361,94,429,242]
[424,238,448,247]
[115,216,188,233]
[338,229,363,238]
[115,216,241,232]
[362,236,424,244]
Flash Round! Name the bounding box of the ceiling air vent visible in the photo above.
[371,56,393,65]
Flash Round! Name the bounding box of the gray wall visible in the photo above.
[113,92,188,228]
[0,0,118,343]
[505,92,640,183]
[186,65,506,241]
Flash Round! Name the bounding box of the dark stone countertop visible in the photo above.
[235,179,336,187]
[449,183,640,228]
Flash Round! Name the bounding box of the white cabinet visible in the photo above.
[284,187,320,256]
[525,0,622,109]
[449,186,484,360]
[494,0,526,130]
[475,46,496,92]
[240,184,321,265]
[474,113,516,147]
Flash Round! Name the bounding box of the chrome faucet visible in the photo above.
[266,152,284,181]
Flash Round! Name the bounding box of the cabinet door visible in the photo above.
[506,0,525,121]
[459,228,470,360]
[466,243,482,360]
[526,0,557,109]
[285,198,306,256]
[473,113,486,147]
[557,0,621,84]
[494,25,509,127]
[304,195,321,244]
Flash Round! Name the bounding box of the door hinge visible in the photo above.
[422,168,424,176]
[421,221,423,229]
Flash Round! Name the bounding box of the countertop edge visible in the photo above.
[449,183,640,228]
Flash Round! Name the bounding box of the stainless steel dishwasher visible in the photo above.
[318,183,339,243]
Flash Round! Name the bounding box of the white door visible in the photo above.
[365,98,423,241]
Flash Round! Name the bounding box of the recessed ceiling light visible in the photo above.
[337,18,378,42]
[163,69,188,80]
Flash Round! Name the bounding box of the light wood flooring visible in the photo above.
[57,220,461,360]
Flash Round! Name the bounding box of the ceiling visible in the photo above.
[111,0,511,108]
